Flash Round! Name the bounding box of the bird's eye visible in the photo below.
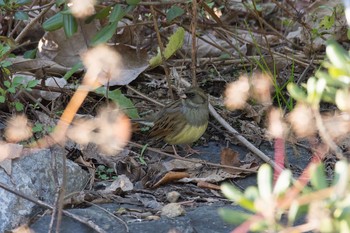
[186,92,195,98]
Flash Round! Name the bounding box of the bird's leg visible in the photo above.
[172,145,182,157]
[184,145,201,157]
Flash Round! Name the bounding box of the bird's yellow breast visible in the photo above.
[164,122,208,145]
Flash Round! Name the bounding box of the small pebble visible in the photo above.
[161,203,186,218]
[166,191,181,203]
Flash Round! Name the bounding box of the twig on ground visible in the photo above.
[130,141,257,173]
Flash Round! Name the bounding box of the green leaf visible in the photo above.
[13,76,24,85]
[85,6,111,23]
[273,169,292,195]
[0,60,12,68]
[63,14,78,38]
[16,0,31,5]
[109,4,125,23]
[7,87,15,93]
[55,0,65,6]
[332,160,349,199]
[149,27,185,68]
[126,0,141,5]
[221,183,256,211]
[258,164,272,200]
[23,49,37,59]
[14,11,29,20]
[310,163,328,190]
[0,0,5,6]
[166,5,185,22]
[319,15,335,30]
[218,208,251,224]
[42,13,63,31]
[27,79,39,88]
[4,80,11,88]
[221,182,243,201]
[0,96,5,103]
[63,62,83,80]
[32,123,43,133]
[14,101,24,111]
[315,70,344,87]
[326,40,350,71]
[94,87,139,119]
[91,22,118,46]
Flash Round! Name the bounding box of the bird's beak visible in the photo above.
[180,93,187,99]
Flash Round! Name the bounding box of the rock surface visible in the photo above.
[0,148,89,232]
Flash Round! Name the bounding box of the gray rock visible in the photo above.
[0,148,89,232]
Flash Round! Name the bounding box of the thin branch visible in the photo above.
[190,0,198,86]
[149,6,174,99]
[14,0,55,43]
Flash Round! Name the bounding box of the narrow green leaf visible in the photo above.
[23,49,37,59]
[326,40,350,71]
[63,14,78,38]
[218,208,251,224]
[126,0,141,5]
[42,13,63,31]
[94,87,139,119]
[310,163,328,190]
[14,11,29,20]
[166,6,185,22]
[16,0,31,5]
[109,4,125,23]
[332,160,349,199]
[85,6,111,24]
[316,70,344,87]
[149,27,185,68]
[273,169,292,195]
[257,164,272,200]
[63,62,83,80]
[91,22,118,46]
[221,183,243,201]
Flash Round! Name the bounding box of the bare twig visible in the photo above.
[190,0,198,86]
[130,141,257,173]
[149,6,174,99]
[85,201,129,232]
[14,0,55,43]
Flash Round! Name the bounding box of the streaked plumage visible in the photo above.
[149,87,209,145]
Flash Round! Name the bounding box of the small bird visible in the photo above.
[149,87,209,149]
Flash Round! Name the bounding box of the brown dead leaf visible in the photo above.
[108,44,149,86]
[11,225,34,233]
[220,148,240,174]
[38,20,98,67]
[152,171,190,188]
[0,142,23,163]
[100,174,133,194]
